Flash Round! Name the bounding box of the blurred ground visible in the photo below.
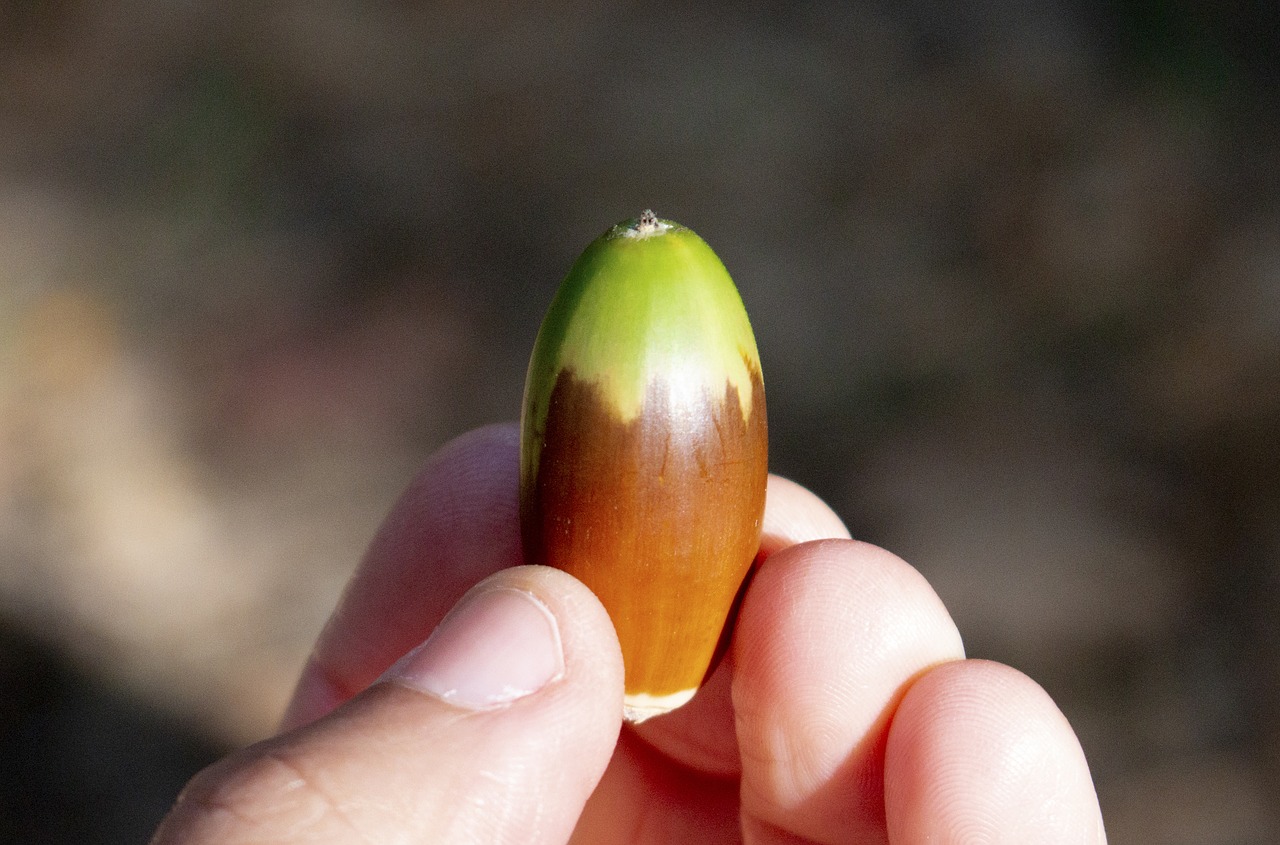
[1,1,1278,841]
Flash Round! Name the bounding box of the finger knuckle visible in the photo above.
[158,744,368,844]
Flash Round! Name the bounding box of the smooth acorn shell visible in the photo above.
[519,212,767,722]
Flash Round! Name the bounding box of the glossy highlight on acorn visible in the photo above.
[519,211,768,722]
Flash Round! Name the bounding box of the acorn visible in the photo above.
[520,210,767,722]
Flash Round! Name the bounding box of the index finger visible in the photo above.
[282,423,524,729]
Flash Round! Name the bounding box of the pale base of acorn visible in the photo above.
[623,688,697,723]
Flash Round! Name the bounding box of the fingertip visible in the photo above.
[384,583,566,711]
[759,475,851,558]
[885,660,1107,844]
[467,564,627,720]
[733,538,964,841]
[304,423,525,705]
[363,423,522,583]
[159,565,624,845]
[376,563,625,747]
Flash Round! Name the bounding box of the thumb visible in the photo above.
[153,566,624,844]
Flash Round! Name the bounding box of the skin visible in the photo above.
[152,423,1107,844]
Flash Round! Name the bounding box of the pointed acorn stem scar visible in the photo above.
[519,211,768,722]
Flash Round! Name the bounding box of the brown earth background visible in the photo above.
[1,2,1278,841]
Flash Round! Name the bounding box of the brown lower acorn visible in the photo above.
[519,211,767,722]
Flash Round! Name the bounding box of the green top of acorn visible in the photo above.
[524,211,760,429]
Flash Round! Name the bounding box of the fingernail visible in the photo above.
[385,587,565,710]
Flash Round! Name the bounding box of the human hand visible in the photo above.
[152,423,1107,843]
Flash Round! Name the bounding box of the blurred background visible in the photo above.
[1,1,1278,841]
